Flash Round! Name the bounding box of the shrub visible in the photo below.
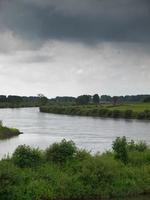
[137,112,146,119]
[45,139,77,163]
[112,110,122,118]
[106,110,113,117]
[12,145,42,168]
[127,140,148,152]
[98,109,108,117]
[112,137,128,164]
[144,110,150,119]
[25,179,54,200]
[128,150,150,166]
[0,161,21,200]
[124,110,133,118]
[75,149,91,161]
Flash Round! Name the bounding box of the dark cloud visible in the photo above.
[0,0,150,96]
[0,0,150,43]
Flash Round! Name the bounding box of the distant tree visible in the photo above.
[76,95,91,105]
[143,97,150,102]
[7,95,22,104]
[0,95,7,103]
[55,96,76,104]
[100,95,112,102]
[112,96,118,106]
[93,94,100,104]
[37,94,48,106]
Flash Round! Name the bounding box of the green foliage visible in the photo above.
[124,110,133,118]
[0,125,21,139]
[45,139,77,163]
[40,103,150,120]
[113,137,148,164]
[0,139,150,199]
[76,95,91,105]
[112,110,122,118]
[128,140,148,152]
[93,94,100,104]
[12,145,42,168]
[112,136,128,164]
[0,161,21,200]
[137,112,146,119]
[143,97,150,102]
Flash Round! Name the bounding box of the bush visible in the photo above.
[124,110,133,118]
[0,161,21,200]
[75,149,91,161]
[45,139,77,163]
[98,109,108,117]
[144,110,150,119]
[112,137,128,164]
[137,112,146,119]
[112,110,122,118]
[128,140,148,152]
[128,150,150,166]
[12,145,42,168]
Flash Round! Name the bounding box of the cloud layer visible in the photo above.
[0,0,149,96]
[0,0,150,43]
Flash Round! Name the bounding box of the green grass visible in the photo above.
[103,103,150,112]
[0,138,150,200]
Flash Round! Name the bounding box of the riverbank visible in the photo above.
[0,124,22,139]
[40,103,150,120]
[0,138,150,200]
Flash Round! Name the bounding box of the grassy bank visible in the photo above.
[0,138,150,200]
[0,124,22,139]
[40,103,150,120]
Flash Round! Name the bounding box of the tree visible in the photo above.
[37,94,48,106]
[112,96,118,106]
[112,137,128,164]
[93,94,100,104]
[143,97,150,102]
[76,95,91,105]
[7,95,22,104]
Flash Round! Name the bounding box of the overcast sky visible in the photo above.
[0,0,150,97]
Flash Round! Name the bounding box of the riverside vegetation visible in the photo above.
[0,137,150,200]
[40,102,150,120]
[0,122,22,139]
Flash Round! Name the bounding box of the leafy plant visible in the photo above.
[112,136,128,164]
[45,139,77,163]
[12,145,42,168]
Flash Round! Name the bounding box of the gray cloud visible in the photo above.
[0,0,149,97]
[0,0,150,43]
[0,40,150,97]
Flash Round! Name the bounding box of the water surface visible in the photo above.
[0,107,150,158]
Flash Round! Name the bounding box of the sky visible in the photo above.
[0,0,150,97]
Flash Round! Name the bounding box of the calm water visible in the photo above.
[0,107,150,158]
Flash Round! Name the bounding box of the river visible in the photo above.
[0,107,150,158]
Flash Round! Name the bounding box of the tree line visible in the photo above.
[0,94,150,107]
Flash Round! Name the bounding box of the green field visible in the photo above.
[103,103,150,112]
